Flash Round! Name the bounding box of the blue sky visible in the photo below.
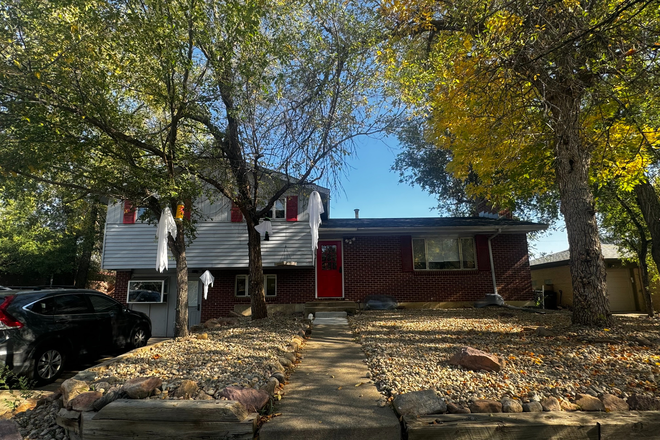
[329,136,569,258]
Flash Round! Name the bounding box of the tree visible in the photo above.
[381,0,660,326]
[186,0,397,319]
[0,0,205,337]
[1,0,396,322]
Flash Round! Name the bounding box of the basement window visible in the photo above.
[235,275,277,297]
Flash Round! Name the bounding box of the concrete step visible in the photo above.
[314,311,347,318]
[304,301,358,316]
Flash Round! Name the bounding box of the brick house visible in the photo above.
[103,189,546,337]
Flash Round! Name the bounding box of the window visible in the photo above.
[127,280,166,303]
[88,295,121,312]
[412,237,476,270]
[260,199,286,220]
[235,275,277,297]
[28,298,56,315]
[53,295,93,314]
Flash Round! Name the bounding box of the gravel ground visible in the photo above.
[12,315,305,439]
[349,308,660,406]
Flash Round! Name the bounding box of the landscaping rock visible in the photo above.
[173,380,199,399]
[73,370,98,382]
[281,351,296,362]
[559,398,580,412]
[195,391,214,401]
[501,398,523,413]
[60,379,89,407]
[627,394,660,411]
[69,391,102,411]
[0,420,22,440]
[271,372,285,383]
[449,346,502,372]
[263,377,279,396]
[217,386,269,412]
[122,376,162,399]
[601,393,629,412]
[393,390,447,417]
[196,333,209,340]
[575,393,605,411]
[92,389,122,411]
[14,398,39,414]
[522,401,543,412]
[469,399,502,413]
[91,381,112,393]
[540,396,561,412]
[267,361,285,373]
[278,356,293,368]
[447,402,470,414]
[535,327,555,337]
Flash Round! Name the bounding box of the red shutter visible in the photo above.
[231,202,243,223]
[122,201,135,224]
[474,234,490,271]
[286,196,298,221]
[401,235,413,272]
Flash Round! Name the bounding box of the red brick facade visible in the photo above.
[340,234,532,303]
[113,233,533,318]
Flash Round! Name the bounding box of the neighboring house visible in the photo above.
[102,188,546,337]
[529,244,649,313]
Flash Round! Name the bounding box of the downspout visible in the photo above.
[488,229,502,295]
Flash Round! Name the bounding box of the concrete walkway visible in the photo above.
[260,313,400,440]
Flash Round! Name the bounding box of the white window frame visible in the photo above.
[412,236,477,271]
[235,274,277,297]
[262,198,286,221]
[127,280,166,303]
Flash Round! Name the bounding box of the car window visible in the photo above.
[29,298,56,315]
[53,295,93,314]
[88,295,120,313]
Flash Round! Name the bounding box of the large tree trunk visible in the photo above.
[74,201,100,288]
[634,181,660,316]
[552,95,611,326]
[169,220,189,338]
[247,223,268,320]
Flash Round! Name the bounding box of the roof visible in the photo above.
[319,217,547,234]
[530,244,631,268]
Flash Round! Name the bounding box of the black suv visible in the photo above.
[0,289,151,384]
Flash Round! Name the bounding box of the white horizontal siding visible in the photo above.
[102,221,314,270]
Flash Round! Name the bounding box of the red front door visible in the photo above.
[316,240,343,298]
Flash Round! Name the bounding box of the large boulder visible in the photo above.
[575,394,605,411]
[393,390,447,417]
[601,394,629,412]
[449,346,502,372]
[60,379,89,407]
[69,391,102,412]
[173,380,199,399]
[627,394,660,411]
[217,386,269,412]
[501,398,523,413]
[469,399,502,413]
[540,396,562,412]
[122,376,162,399]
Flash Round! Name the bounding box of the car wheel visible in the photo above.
[34,346,65,384]
[130,325,149,348]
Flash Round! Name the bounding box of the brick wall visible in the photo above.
[341,234,533,303]
[113,271,131,305]
[200,268,316,321]
[112,233,534,318]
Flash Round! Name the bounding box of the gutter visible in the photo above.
[488,229,502,295]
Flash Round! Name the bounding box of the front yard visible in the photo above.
[350,308,660,406]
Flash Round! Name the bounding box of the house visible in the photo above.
[102,188,546,337]
[529,244,652,313]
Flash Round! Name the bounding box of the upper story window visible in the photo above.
[267,199,286,220]
[412,237,476,270]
